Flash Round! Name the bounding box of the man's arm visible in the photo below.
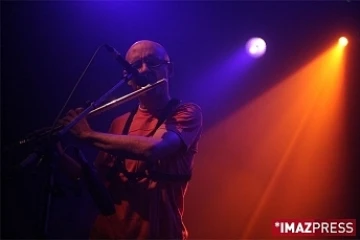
[61,103,202,163]
[80,103,203,162]
[81,130,182,162]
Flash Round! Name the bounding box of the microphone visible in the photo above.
[104,44,139,78]
[104,44,150,87]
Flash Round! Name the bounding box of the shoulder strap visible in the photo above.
[122,98,181,136]
[147,98,181,137]
[122,107,138,135]
[106,99,185,182]
[105,108,137,183]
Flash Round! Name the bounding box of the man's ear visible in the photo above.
[167,62,174,78]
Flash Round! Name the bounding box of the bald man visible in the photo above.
[58,40,203,239]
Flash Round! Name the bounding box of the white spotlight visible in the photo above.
[246,37,267,58]
[338,37,348,47]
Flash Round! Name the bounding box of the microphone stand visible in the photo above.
[19,74,132,239]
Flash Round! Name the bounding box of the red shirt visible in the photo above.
[90,102,202,239]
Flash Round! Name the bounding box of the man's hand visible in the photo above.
[58,108,93,139]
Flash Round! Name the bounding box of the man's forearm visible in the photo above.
[82,131,161,160]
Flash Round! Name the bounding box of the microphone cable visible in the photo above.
[47,44,107,139]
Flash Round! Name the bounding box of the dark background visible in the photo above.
[1,1,359,239]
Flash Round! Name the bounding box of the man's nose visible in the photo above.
[138,62,150,73]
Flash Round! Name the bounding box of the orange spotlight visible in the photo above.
[338,37,348,46]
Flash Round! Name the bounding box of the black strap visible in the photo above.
[148,98,181,136]
[122,106,138,135]
[122,98,180,136]
[106,98,192,182]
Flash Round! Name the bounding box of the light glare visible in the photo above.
[246,37,267,58]
[338,37,348,47]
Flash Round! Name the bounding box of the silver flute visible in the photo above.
[18,78,167,144]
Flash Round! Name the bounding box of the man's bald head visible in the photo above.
[123,40,172,105]
[123,40,173,98]
[125,40,170,64]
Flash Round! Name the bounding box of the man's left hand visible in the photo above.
[58,108,93,139]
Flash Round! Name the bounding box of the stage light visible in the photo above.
[338,37,348,46]
[246,37,267,58]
